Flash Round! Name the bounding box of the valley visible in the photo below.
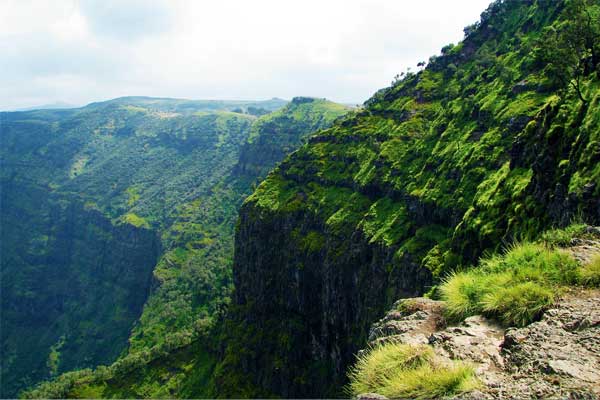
[1,97,349,397]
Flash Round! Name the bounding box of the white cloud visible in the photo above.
[0,0,492,110]
[79,0,173,39]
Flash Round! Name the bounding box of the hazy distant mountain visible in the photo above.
[11,101,78,111]
[8,97,291,113]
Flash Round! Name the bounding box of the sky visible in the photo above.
[1,0,492,110]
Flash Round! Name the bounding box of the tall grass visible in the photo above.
[440,242,580,327]
[378,363,478,400]
[348,342,478,399]
[348,343,433,394]
[480,282,555,326]
[540,223,589,247]
[579,253,600,286]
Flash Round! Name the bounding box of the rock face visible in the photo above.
[361,293,600,399]
[499,291,600,399]
[367,297,446,347]
[223,208,432,397]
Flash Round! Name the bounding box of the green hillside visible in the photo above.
[4,0,600,398]
[214,0,600,397]
[1,97,350,397]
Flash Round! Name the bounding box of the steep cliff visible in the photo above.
[236,97,350,179]
[217,0,600,397]
[124,97,351,353]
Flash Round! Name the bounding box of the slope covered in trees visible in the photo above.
[1,96,350,397]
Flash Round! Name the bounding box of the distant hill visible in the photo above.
[11,101,78,111]
[83,96,288,115]
[6,97,288,113]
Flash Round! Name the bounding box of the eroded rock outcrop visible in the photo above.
[362,292,600,399]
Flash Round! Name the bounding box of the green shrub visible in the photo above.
[579,254,600,286]
[348,342,478,399]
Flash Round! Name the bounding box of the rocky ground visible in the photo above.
[359,291,600,399]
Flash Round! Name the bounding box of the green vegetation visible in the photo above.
[2,96,349,398]
[4,0,600,397]
[0,194,159,398]
[240,97,352,178]
[245,0,600,278]
[348,342,479,399]
[441,225,598,327]
[125,97,349,355]
[579,253,600,285]
[20,331,215,399]
[534,0,600,104]
[121,212,150,228]
[480,281,555,326]
[0,98,260,397]
[540,223,591,246]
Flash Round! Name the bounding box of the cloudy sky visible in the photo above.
[1,0,492,110]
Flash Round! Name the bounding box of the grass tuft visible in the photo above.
[480,282,555,326]
[480,242,579,284]
[440,242,579,327]
[579,254,600,286]
[348,342,478,399]
[439,271,484,321]
[348,343,433,395]
[540,223,589,247]
[379,362,479,400]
